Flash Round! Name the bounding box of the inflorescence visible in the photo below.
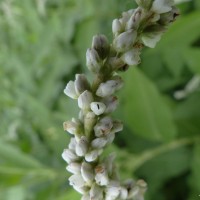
[62,0,179,199]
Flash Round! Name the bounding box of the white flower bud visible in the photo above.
[62,149,78,164]
[85,149,103,162]
[64,81,78,99]
[68,138,77,150]
[90,102,106,115]
[103,96,119,113]
[108,57,125,70]
[112,19,123,36]
[94,116,113,137]
[105,183,121,200]
[73,185,88,195]
[69,174,85,188]
[90,183,104,200]
[126,8,142,30]
[120,9,135,25]
[95,165,109,186]
[96,76,123,97]
[121,48,141,65]
[81,162,94,183]
[113,29,137,52]
[91,137,107,149]
[111,120,123,134]
[74,74,90,95]
[63,119,81,135]
[86,48,102,73]
[119,187,128,200]
[151,0,173,14]
[141,32,162,48]
[75,136,89,157]
[78,90,94,110]
[84,111,97,136]
[92,34,110,59]
[66,162,81,174]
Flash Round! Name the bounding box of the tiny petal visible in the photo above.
[121,48,141,65]
[111,120,123,134]
[69,174,85,188]
[113,29,137,52]
[73,185,88,195]
[119,187,128,200]
[68,138,77,150]
[62,149,78,163]
[66,162,81,174]
[90,183,104,200]
[112,19,123,36]
[91,137,108,149]
[126,8,142,30]
[63,119,80,135]
[75,74,90,95]
[90,102,106,115]
[151,0,173,14]
[81,162,94,183]
[96,76,123,97]
[95,165,109,186]
[141,32,162,48]
[85,149,102,162]
[86,48,102,73]
[75,136,89,157]
[78,90,94,110]
[64,81,78,99]
[103,96,119,113]
[106,132,115,145]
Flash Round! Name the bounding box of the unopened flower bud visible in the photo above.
[111,120,123,134]
[68,138,77,150]
[113,29,137,52]
[151,0,173,14]
[105,182,121,200]
[92,34,110,59]
[141,32,162,48]
[73,185,88,195]
[112,19,123,36]
[126,8,142,30]
[90,183,104,200]
[84,111,97,136]
[103,96,119,113]
[91,137,107,149]
[75,74,90,95]
[75,136,89,157]
[67,162,81,174]
[121,48,141,65]
[86,48,102,73]
[63,119,81,135]
[69,174,85,188]
[62,149,78,164]
[108,57,125,71]
[95,165,109,186]
[90,102,106,115]
[94,116,113,137]
[81,162,94,183]
[85,149,103,162]
[96,76,124,97]
[64,81,78,99]
[78,90,94,110]
[119,187,128,200]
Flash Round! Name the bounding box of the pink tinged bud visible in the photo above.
[91,137,107,149]
[151,0,173,14]
[90,102,106,115]
[103,96,119,113]
[85,149,102,162]
[90,183,104,200]
[78,90,94,110]
[113,29,137,52]
[66,162,81,174]
[75,74,90,95]
[62,149,78,164]
[81,162,94,183]
[96,76,124,97]
[112,19,123,36]
[121,48,141,66]
[75,136,89,157]
[94,116,113,137]
[86,48,102,73]
[141,32,162,48]
[64,81,78,99]
[95,165,109,186]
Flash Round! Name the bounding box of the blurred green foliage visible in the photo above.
[0,0,200,199]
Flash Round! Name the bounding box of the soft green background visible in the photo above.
[0,0,200,199]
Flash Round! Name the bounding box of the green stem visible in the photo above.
[125,136,200,172]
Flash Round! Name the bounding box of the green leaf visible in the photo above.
[121,67,177,141]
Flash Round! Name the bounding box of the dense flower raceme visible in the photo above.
[62,0,179,199]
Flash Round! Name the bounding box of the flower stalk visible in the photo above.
[62,0,179,199]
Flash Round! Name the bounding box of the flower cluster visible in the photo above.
[62,0,178,199]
